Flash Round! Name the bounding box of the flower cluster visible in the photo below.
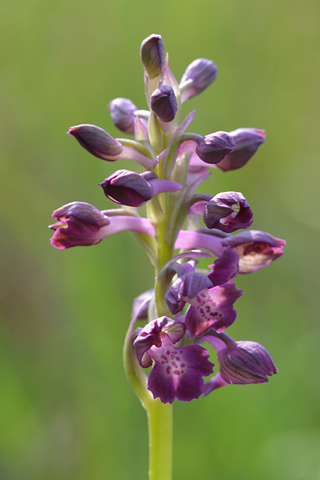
[49,34,285,404]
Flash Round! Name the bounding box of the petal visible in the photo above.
[207,247,239,286]
[203,372,228,396]
[147,335,213,404]
[185,284,242,336]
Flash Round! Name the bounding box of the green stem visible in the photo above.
[147,400,173,480]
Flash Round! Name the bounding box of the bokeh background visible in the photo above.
[1,0,320,478]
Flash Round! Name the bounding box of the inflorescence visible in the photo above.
[49,34,285,404]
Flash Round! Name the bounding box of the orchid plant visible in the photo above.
[49,34,285,480]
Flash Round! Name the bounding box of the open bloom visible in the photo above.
[165,261,242,336]
[133,317,214,403]
[176,229,285,273]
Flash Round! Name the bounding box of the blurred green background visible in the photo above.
[1,0,320,478]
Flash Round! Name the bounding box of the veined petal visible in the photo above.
[185,284,242,336]
[147,334,213,404]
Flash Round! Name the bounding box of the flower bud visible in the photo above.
[140,34,165,79]
[68,124,122,160]
[99,170,155,207]
[180,58,218,102]
[196,131,235,164]
[217,128,266,171]
[108,97,137,134]
[49,202,110,249]
[204,191,253,233]
[150,85,178,122]
[222,230,285,273]
[218,341,278,384]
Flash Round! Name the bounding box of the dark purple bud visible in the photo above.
[108,98,137,134]
[222,230,285,273]
[150,85,178,122]
[140,34,165,79]
[180,58,218,102]
[99,169,182,207]
[196,131,235,164]
[218,341,278,384]
[203,191,253,233]
[68,124,122,161]
[217,128,266,171]
[49,202,110,249]
[99,170,155,207]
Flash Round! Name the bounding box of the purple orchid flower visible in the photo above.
[165,261,242,336]
[49,202,155,249]
[176,229,285,273]
[133,317,214,404]
[99,169,182,207]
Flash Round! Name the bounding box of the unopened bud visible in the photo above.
[217,128,266,171]
[218,341,278,384]
[204,191,253,233]
[99,170,154,207]
[140,34,165,79]
[196,131,235,164]
[68,124,122,160]
[108,98,137,134]
[150,85,178,122]
[180,58,218,101]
